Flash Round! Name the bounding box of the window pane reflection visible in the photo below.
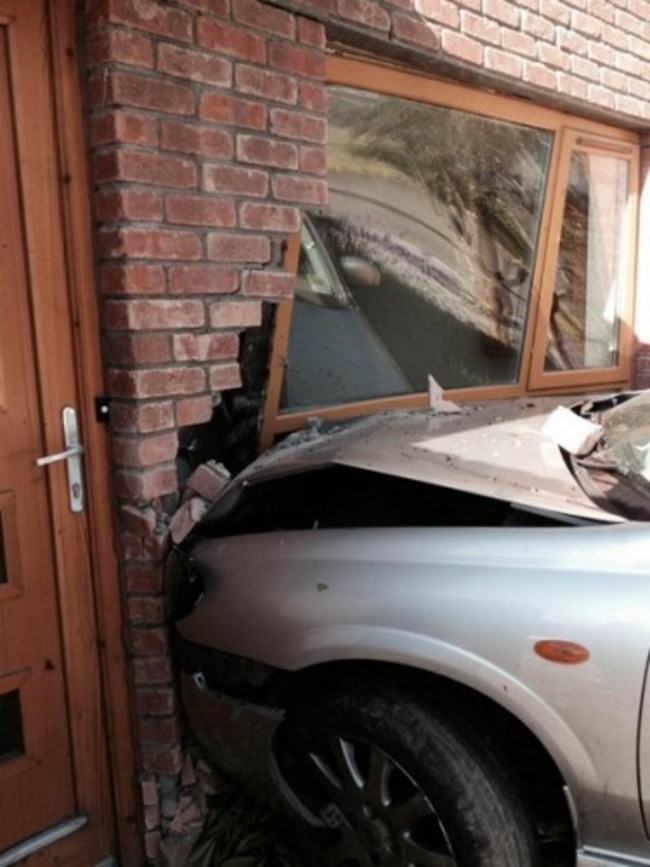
[545,151,628,371]
[282,87,552,413]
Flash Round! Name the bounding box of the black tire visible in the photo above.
[275,683,541,867]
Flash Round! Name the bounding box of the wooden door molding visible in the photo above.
[45,2,142,864]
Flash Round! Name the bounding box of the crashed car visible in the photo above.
[168,391,650,867]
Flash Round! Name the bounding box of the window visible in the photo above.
[263,57,639,443]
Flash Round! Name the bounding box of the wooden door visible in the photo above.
[0,2,117,863]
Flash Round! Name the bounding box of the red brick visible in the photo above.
[165,194,236,227]
[298,16,326,48]
[571,55,600,81]
[538,43,571,70]
[161,120,234,158]
[90,70,195,115]
[87,28,154,68]
[108,367,207,398]
[101,264,166,295]
[587,83,615,109]
[336,0,390,30]
[114,465,178,500]
[418,0,461,26]
[485,48,524,79]
[105,298,205,329]
[173,333,239,361]
[539,0,570,25]
[110,401,175,434]
[113,431,179,467]
[138,718,180,746]
[239,201,301,232]
[241,269,295,297]
[198,18,267,62]
[269,109,327,143]
[460,12,500,46]
[134,657,176,687]
[89,110,158,147]
[442,31,483,65]
[393,13,441,50]
[200,92,267,129]
[118,531,144,561]
[119,504,158,536]
[483,0,520,26]
[296,0,336,10]
[237,134,299,169]
[88,0,193,42]
[100,227,202,260]
[134,684,175,713]
[272,174,327,204]
[521,11,556,42]
[269,42,326,79]
[175,0,228,11]
[128,596,166,625]
[124,563,165,594]
[95,188,163,222]
[93,150,197,188]
[130,622,171,654]
[175,395,214,427]
[299,81,327,113]
[203,164,269,196]
[500,29,536,58]
[157,43,232,86]
[209,363,242,390]
[233,0,295,37]
[524,61,558,90]
[235,65,298,104]
[207,233,271,262]
[299,145,327,175]
[210,299,262,328]
[168,265,239,295]
[141,744,183,776]
[105,333,173,365]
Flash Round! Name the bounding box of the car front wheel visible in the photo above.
[275,684,541,866]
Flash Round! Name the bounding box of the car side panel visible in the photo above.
[177,523,650,859]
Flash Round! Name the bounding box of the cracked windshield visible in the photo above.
[282,86,553,412]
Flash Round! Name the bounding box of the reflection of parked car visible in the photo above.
[169,391,650,866]
[282,216,411,411]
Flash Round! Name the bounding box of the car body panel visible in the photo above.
[175,395,650,864]
[217,398,621,526]
[178,522,650,856]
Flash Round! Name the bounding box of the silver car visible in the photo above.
[168,391,650,867]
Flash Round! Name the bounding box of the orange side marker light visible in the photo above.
[534,640,590,665]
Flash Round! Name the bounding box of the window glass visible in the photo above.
[545,150,629,371]
[281,86,552,413]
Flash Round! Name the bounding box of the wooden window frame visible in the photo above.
[261,55,640,449]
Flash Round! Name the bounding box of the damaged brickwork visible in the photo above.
[82,0,650,863]
[84,0,326,861]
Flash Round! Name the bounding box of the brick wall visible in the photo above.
[84,0,326,861]
[268,0,650,124]
[83,0,650,862]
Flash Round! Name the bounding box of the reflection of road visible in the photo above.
[326,171,522,389]
[329,171,468,280]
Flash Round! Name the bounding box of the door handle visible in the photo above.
[35,406,85,513]
[35,444,84,467]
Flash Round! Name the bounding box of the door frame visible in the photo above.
[44,3,141,863]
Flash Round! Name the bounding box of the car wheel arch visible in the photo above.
[272,659,576,856]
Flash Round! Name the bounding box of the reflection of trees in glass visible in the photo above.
[330,90,550,266]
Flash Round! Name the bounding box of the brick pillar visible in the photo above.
[83,0,326,861]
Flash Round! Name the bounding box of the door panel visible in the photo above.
[0,1,117,862]
[0,20,77,848]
